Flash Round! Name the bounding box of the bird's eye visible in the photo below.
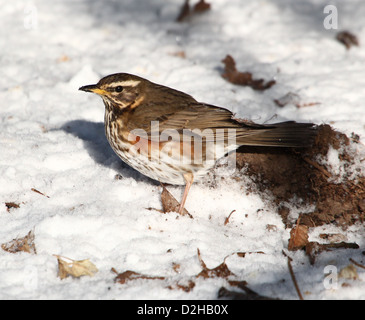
[115,86,123,93]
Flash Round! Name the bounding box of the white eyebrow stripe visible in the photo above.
[110,80,141,87]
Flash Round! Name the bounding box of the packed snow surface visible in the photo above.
[1,0,365,299]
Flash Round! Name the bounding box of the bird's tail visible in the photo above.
[235,121,318,148]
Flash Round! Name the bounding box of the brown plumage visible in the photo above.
[80,73,317,214]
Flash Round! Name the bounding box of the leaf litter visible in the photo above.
[54,255,98,280]
[1,230,37,255]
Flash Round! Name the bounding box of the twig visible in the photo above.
[224,210,236,225]
[283,250,304,300]
[349,258,365,270]
[31,188,50,198]
[302,157,332,178]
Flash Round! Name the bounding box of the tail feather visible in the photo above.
[236,121,317,148]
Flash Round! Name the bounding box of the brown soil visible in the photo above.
[235,124,365,228]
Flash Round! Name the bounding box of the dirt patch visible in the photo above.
[235,124,365,228]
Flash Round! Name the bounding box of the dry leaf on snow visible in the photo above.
[339,264,358,280]
[1,230,37,254]
[221,55,276,90]
[176,0,211,22]
[336,31,359,50]
[54,255,98,280]
[288,224,309,251]
[161,186,193,218]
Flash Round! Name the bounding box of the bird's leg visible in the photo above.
[178,173,194,215]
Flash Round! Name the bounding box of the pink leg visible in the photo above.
[178,173,194,215]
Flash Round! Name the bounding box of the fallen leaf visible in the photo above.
[219,281,278,300]
[54,255,98,280]
[193,0,211,12]
[176,0,211,22]
[336,31,359,50]
[339,264,358,280]
[57,55,70,62]
[196,248,234,279]
[5,202,20,212]
[288,224,309,251]
[319,233,347,243]
[176,0,190,22]
[306,241,359,265]
[168,51,186,59]
[274,92,320,109]
[113,269,165,284]
[161,186,193,218]
[1,230,36,254]
[274,92,300,108]
[168,280,196,292]
[221,55,276,90]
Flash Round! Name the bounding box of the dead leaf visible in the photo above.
[1,230,36,254]
[113,269,165,284]
[168,51,186,59]
[274,92,301,108]
[274,92,320,109]
[221,55,276,90]
[57,55,70,62]
[306,241,359,265]
[54,255,98,280]
[219,281,279,300]
[288,223,309,251]
[319,233,347,243]
[5,202,20,212]
[176,0,190,22]
[336,31,359,50]
[176,0,211,22]
[339,264,358,280]
[161,186,193,218]
[196,248,234,279]
[236,251,265,258]
[168,280,196,292]
[193,0,211,12]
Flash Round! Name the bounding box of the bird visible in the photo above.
[79,73,317,215]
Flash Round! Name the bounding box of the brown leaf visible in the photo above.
[113,269,165,284]
[339,264,358,280]
[288,224,309,251]
[161,186,193,218]
[219,281,279,300]
[193,0,211,12]
[306,241,359,265]
[319,233,347,243]
[274,92,320,109]
[221,55,276,90]
[176,0,211,22]
[54,255,98,280]
[5,202,20,212]
[336,31,359,50]
[1,230,36,254]
[196,248,234,279]
[176,0,190,22]
[168,280,196,292]
[274,92,301,108]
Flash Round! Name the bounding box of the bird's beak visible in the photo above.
[79,84,107,96]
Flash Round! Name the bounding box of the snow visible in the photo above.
[1,0,365,300]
